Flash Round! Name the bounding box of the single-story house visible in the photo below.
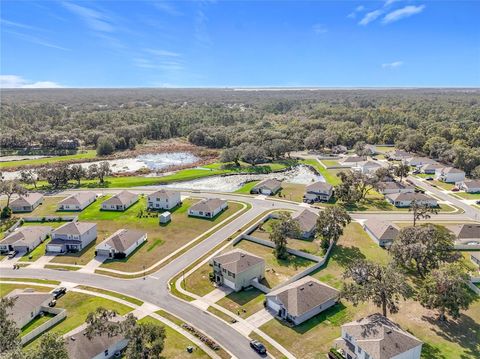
[250,179,282,195]
[10,193,44,213]
[404,156,437,167]
[0,226,51,253]
[5,289,54,329]
[95,229,147,258]
[385,192,438,208]
[447,224,480,249]
[147,189,181,210]
[188,198,228,218]
[387,149,413,161]
[377,181,415,195]
[101,191,138,211]
[66,323,128,359]
[57,191,97,211]
[355,160,383,175]
[265,276,340,326]
[458,180,480,193]
[421,163,444,174]
[363,219,400,247]
[334,313,422,359]
[340,156,366,167]
[304,181,333,202]
[46,222,97,253]
[435,167,466,183]
[211,249,265,291]
[292,209,318,239]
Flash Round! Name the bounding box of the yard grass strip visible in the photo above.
[0,277,60,285]
[76,285,144,306]
[44,264,80,271]
[0,150,97,169]
[207,306,235,323]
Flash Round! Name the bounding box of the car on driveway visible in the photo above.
[7,250,17,259]
[426,177,434,181]
[250,340,267,355]
[52,287,67,299]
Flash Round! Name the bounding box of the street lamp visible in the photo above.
[143,265,146,280]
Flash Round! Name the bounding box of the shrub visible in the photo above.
[1,207,12,219]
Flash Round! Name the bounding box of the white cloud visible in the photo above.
[62,2,114,32]
[0,75,63,88]
[359,10,383,25]
[312,24,327,34]
[384,0,401,7]
[1,18,37,30]
[382,5,425,24]
[145,49,181,57]
[133,58,183,71]
[347,5,365,19]
[153,1,182,16]
[382,61,404,69]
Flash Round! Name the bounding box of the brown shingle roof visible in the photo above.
[11,193,43,207]
[190,198,227,212]
[58,192,96,206]
[102,190,137,206]
[342,313,422,359]
[103,229,146,252]
[378,181,414,191]
[252,179,282,192]
[53,222,96,236]
[213,249,264,274]
[267,276,339,317]
[386,192,435,202]
[462,180,480,190]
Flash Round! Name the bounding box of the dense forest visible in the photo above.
[1,88,479,173]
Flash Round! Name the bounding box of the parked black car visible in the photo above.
[52,287,67,299]
[250,340,267,355]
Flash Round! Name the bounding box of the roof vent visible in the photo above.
[308,283,313,287]
[241,254,245,257]
[386,330,392,334]
[300,287,304,291]
[70,337,76,341]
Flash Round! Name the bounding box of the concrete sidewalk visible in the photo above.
[27,253,56,269]
[202,287,233,303]
[79,255,107,273]
[246,308,275,328]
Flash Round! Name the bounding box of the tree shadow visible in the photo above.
[422,313,480,358]
[329,245,366,268]
[285,302,347,335]
[421,342,447,359]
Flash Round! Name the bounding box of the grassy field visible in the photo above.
[182,262,215,296]
[24,291,132,350]
[320,160,341,167]
[0,150,97,169]
[275,183,306,202]
[98,199,243,272]
[259,222,480,359]
[232,239,316,288]
[0,283,52,296]
[75,285,144,306]
[139,316,210,359]
[0,277,60,285]
[44,264,80,271]
[235,181,259,194]
[455,192,480,199]
[216,288,266,319]
[300,159,343,186]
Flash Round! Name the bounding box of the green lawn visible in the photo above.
[139,316,210,359]
[235,181,259,194]
[232,240,316,288]
[44,264,80,271]
[300,159,343,186]
[182,262,215,297]
[24,291,132,350]
[259,222,480,359]
[275,183,306,202]
[0,278,60,285]
[0,283,52,297]
[98,199,243,272]
[216,288,266,318]
[21,313,55,336]
[455,192,480,200]
[0,150,97,169]
[320,160,341,167]
[430,180,456,191]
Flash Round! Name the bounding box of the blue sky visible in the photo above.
[1,0,479,88]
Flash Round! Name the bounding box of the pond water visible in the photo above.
[1,152,199,180]
[162,165,324,192]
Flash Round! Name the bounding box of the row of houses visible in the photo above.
[376,180,438,208]
[250,178,334,203]
[363,219,480,249]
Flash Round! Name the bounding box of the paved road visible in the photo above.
[2,182,478,358]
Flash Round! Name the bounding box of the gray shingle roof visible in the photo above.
[386,192,435,202]
[267,276,339,317]
[342,313,422,359]
[364,220,399,241]
[103,229,146,252]
[293,210,318,233]
[252,179,282,192]
[213,249,264,274]
[5,290,53,326]
[190,198,227,212]
[53,222,96,236]
[306,181,332,193]
[462,180,480,189]
[149,189,180,199]
[378,181,414,191]
[1,226,51,246]
[341,156,366,163]
[447,224,480,239]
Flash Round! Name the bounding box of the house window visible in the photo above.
[104,349,109,356]
[365,353,370,359]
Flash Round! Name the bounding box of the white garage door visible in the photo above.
[223,278,236,290]
[47,245,63,253]
[266,299,281,312]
